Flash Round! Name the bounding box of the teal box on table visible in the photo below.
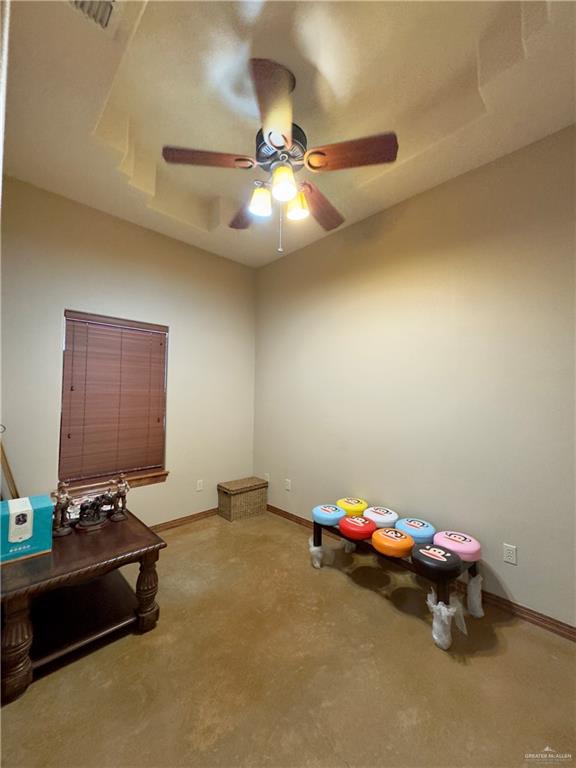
[0,495,53,564]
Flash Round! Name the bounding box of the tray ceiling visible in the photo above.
[4,1,575,267]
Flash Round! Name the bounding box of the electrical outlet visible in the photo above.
[264,473,270,482]
[196,479,203,492]
[284,478,291,492]
[503,543,517,565]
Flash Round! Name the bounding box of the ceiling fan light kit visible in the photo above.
[161,58,399,247]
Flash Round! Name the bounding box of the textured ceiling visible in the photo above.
[4,1,575,267]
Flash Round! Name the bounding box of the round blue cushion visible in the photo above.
[312,504,346,526]
[395,517,436,545]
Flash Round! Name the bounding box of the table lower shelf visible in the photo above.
[30,570,139,669]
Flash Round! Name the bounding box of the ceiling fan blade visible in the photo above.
[304,132,398,172]
[249,58,295,150]
[301,182,345,232]
[229,205,252,230]
[162,146,255,169]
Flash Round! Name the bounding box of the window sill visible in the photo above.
[65,469,169,496]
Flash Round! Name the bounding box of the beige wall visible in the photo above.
[2,129,574,624]
[254,127,575,624]
[1,177,256,527]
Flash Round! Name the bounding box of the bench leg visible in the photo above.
[426,585,455,650]
[427,577,468,650]
[309,523,324,568]
[2,594,33,703]
[466,563,484,618]
[313,522,322,547]
[437,581,450,605]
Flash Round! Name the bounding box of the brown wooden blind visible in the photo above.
[58,310,168,484]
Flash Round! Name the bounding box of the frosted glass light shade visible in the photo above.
[286,191,310,220]
[271,164,297,202]
[248,186,272,217]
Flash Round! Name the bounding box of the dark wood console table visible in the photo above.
[1,512,166,703]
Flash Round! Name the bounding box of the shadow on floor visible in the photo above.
[32,626,135,682]
[321,546,519,660]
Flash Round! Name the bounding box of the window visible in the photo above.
[58,310,168,490]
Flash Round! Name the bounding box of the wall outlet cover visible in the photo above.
[503,542,517,565]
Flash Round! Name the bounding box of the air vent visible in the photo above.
[71,0,115,30]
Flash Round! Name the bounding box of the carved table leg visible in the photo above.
[136,551,159,633]
[2,594,33,703]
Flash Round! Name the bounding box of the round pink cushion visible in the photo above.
[433,531,481,562]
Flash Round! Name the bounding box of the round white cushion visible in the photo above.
[363,506,399,528]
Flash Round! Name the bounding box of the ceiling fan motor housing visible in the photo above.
[256,123,307,172]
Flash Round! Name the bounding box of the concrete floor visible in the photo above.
[2,513,575,768]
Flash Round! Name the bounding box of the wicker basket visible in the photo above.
[217,476,268,521]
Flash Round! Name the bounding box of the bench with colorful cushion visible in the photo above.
[310,498,483,649]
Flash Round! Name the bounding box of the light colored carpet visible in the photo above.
[2,513,575,768]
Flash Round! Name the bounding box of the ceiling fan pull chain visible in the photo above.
[277,206,284,254]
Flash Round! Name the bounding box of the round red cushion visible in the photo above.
[339,515,376,540]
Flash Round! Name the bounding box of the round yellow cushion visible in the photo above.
[336,497,368,516]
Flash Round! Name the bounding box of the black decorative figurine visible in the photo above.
[76,494,110,532]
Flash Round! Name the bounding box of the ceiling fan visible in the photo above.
[162,59,399,233]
